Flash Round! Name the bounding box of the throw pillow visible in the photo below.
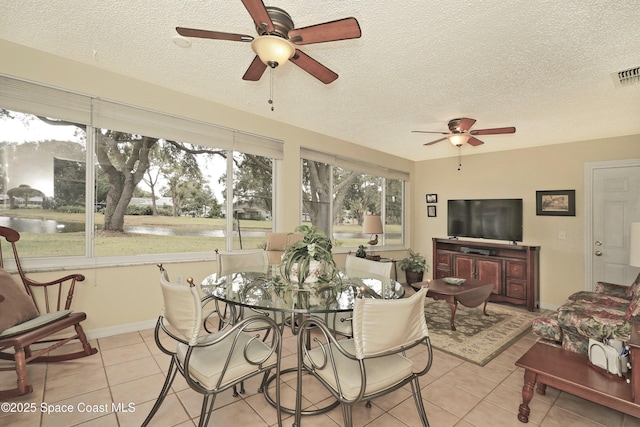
[265,233,288,252]
[0,268,40,332]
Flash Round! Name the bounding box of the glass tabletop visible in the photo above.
[200,265,405,314]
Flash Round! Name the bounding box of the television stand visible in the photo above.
[433,238,540,311]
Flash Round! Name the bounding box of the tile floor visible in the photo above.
[2,316,640,426]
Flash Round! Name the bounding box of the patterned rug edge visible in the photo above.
[425,302,549,366]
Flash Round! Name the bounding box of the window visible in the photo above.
[0,76,281,263]
[0,111,87,257]
[301,149,407,248]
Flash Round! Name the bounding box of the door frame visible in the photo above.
[584,158,640,290]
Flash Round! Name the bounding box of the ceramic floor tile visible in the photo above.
[6,318,640,426]
[98,331,144,351]
[104,356,161,386]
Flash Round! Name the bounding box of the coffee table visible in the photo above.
[423,278,494,331]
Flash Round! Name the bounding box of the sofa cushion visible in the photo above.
[558,300,631,343]
[567,290,630,307]
[532,316,562,342]
[0,268,40,333]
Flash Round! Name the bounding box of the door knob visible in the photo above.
[595,241,602,246]
[595,251,603,256]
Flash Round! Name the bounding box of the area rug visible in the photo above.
[424,300,546,366]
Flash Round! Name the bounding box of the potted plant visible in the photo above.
[280,225,339,286]
[355,245,367,258]
[400,249,428,287]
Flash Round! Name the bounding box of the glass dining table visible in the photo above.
[200,264,405,415]
[200,265,405,325]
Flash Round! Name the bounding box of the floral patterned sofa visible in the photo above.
[533,273,640,355]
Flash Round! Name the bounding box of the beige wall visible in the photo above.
[2,39,639,335]
[412,137,639,308]
[0,40,413,335]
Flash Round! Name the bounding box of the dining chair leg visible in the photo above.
[410,377,430,427]
[198,394,216,427]
[341,403,353,427]
[257,369,271,393]
[142,358,179,426]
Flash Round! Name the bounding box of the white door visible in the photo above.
[586,160,640,290]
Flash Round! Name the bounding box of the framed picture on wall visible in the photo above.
[427,205,437,217]
[426,194,438,203]
[536,190,576,216]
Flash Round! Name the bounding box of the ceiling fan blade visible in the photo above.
[467,136,485,146]
[470,126,516,135]
[290,50,338,84]
[242,56,268,81]
[176,27,253,42]
[289,17,361,45]
[423,137,449,146]
[241,0,274,33]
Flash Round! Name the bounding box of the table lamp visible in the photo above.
[363,214,383,260]
[630,222,640,267]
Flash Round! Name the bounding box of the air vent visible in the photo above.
[611,66,640,88]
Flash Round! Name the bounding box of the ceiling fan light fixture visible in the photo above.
[448,134,471,147]
[251,35,295,68]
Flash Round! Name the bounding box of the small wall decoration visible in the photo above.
[536,190,576,216]
[426,193,438,203]
[427,205,437,217]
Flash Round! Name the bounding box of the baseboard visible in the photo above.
[539,301,560,311]
[85,319,157,340]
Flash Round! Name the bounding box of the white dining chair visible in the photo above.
[143,264,282,427]
[294,287,433,427]
[344,254,392,279]
[206,250,287,395]
[317,255,394,338]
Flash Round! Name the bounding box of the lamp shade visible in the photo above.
[363,214,383,235]
[630,222,640,267]
[250,35,295,67]
[448,134,470,147]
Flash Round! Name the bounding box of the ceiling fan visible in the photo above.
[412,118,516,147]
[175,0,361,84]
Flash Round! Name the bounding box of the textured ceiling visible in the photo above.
[1,1,640,161]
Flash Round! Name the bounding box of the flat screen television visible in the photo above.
[447,198,523,242]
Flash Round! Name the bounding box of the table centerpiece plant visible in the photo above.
[280,225,339,288]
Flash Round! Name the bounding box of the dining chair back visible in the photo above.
[318,255,393,338]
[216,249,268,275]
[344,255,392,278]
[295,287,432,427]
[143,264,282,427]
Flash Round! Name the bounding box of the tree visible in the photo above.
[302,160,358,238]
[7,184,45,208]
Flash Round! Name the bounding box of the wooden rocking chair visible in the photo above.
[0,226,97,399]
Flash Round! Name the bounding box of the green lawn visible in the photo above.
[1,209,401,257]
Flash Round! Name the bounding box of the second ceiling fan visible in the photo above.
[413,118,516,146]
[176,0,361,84]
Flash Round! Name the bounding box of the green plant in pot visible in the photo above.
[355,245,367,258]
[400,249,428,288]
[280,225,339,286]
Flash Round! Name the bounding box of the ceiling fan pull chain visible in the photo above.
[458,146,462,171]
[268,67,275,111]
